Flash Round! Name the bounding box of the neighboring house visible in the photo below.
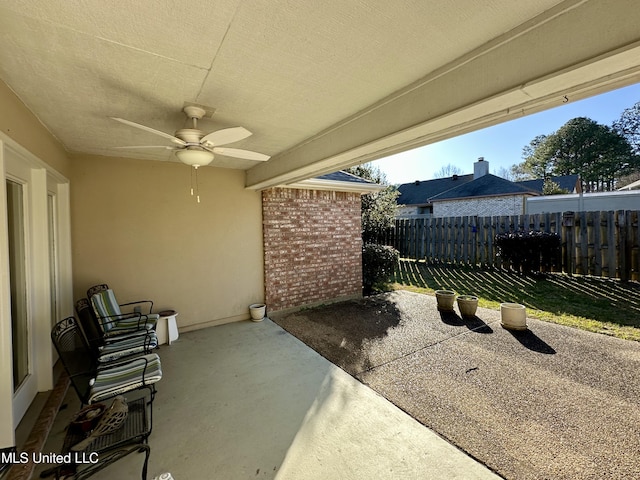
[398,158,583,218]
[431,172,538,217]
[397,173,474,216]
[618,178,640,190]
[526,189,640,214]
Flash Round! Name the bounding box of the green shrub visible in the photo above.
[362,243,400,294]
[495,231,561,275]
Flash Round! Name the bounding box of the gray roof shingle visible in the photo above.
[516,175,579,193]
[429,174,538,201]
[397,173,579,205]
[317,171,377,185]
[397,174,474,205]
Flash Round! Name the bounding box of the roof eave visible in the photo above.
[284,178,385,194]
[431,191,539,202]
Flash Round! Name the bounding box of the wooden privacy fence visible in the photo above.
[377,210,640,282]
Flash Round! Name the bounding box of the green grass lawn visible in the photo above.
[390,259,640,342]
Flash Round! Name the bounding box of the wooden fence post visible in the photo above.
[619,211,628,282]
[592,211,602,276]
[633,210,640,282]
[607,211,616,279]
[391,210,638,279]
[578,211,588,275]
[562,212,575,276]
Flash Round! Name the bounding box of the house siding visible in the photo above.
[262,188,362,312]
[526,190,640,214]
[433,195,527,217]
[397,205,421,216]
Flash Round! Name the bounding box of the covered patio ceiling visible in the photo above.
[1,0,639,189]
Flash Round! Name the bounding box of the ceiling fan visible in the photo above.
[111,105,270,168]
[111,105,270,203]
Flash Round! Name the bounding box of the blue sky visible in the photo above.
[371,82,640,185]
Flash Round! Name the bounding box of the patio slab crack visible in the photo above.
[352,317,502,377]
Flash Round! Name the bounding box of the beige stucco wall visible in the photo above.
[1,79,74,439]
[0,80,71,177]
[70,154,265,331]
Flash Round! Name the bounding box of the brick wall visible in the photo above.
[433,195,527,217]
[262,188,363,312]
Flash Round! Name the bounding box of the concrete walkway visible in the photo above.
[35,318,500,479]
[274,290,640,480]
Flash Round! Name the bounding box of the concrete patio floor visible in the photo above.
[33,318,500,479]
[274,290,640,480]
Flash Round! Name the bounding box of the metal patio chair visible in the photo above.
[87,284,159,336]
[39,396,152,480]
[51,317,162,406]
[75,299,158,363]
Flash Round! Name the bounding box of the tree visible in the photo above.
[520,134,555,179]
[345,163,400,294]
[546,117,636,191]
[344,163,399,243]
[493,165,515,181]
[542,178,568,195]
[515,117,639,192]
[613,100,640,155]
[509,162,534,181]
[433,163,463,178]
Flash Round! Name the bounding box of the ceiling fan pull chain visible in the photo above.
[195,165,201,203]
[190,166,194,196]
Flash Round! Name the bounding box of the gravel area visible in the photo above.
[273,290,640,480]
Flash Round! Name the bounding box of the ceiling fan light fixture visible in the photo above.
[175,148,214,167]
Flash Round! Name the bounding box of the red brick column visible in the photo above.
[262,188,363,312]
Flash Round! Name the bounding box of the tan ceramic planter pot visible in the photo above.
[249,303,266,321]
[457,295,479,317]
[500,303,527,330]
[435,290,456,312]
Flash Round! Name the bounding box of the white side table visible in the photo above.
[156,310,179,345]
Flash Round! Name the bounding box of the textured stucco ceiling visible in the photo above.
[1,1,639,187]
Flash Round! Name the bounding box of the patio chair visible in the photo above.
[39,395,152,480]
[51,317,162,406]
[88,285,159,335]
[76,299,158,363]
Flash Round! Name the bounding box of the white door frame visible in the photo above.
[0,135,72,446]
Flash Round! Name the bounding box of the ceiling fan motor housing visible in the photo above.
[174,128,203,144]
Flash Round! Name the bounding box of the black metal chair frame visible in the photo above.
[87,284,155,315]
[75,299,156,363]
[40,396,152,480]
[51,317,158,408]
[86,284,157,336]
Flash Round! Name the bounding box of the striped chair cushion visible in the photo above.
[89,353,162,403]
[91,289,158,333]
[97,332,158,362]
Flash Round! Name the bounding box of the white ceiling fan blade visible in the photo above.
[201,127,252,146]
[113,145,177,150]
[110,117,186,146]
[212,147,270,161]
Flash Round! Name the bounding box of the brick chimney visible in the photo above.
[474,157,489,179]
